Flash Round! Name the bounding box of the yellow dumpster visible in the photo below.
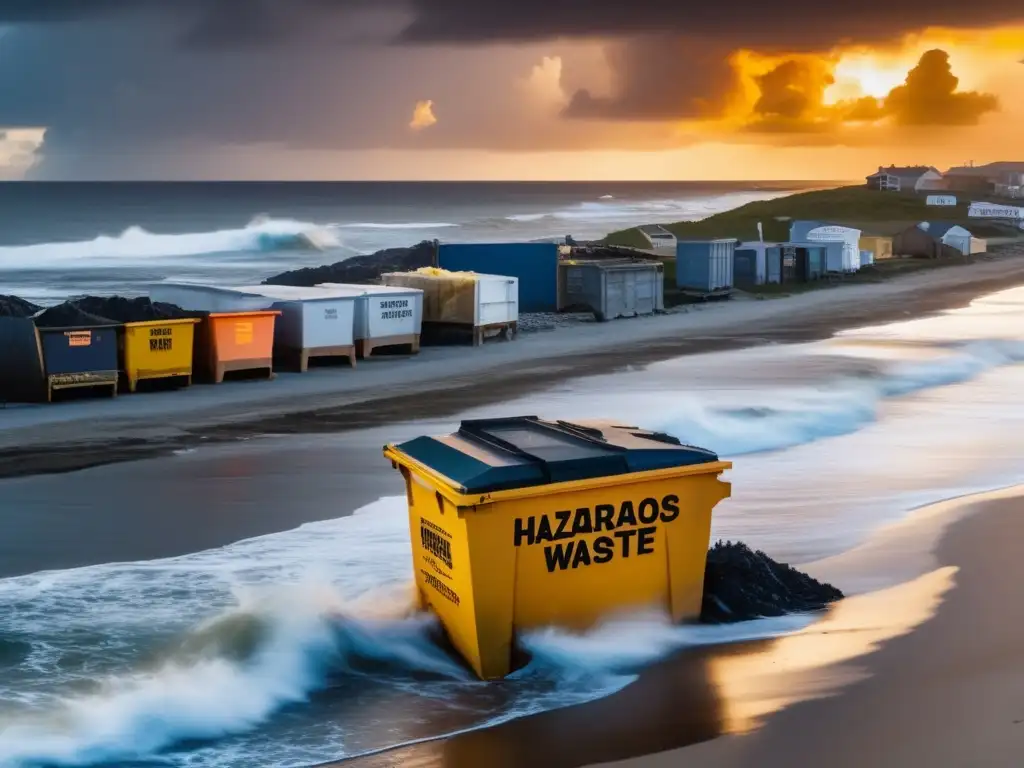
[122,318,201,393]
[384,416,732,679]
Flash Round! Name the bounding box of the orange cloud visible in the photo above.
[722,47,998,139]
[409,99,437,130]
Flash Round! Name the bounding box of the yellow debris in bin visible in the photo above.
[383,416,732,679]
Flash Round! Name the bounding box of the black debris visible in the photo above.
[0,295,41,318]
[33,303,116,328]
[263,240,438,286]
[70,296,197,323]
[701,541,844,623]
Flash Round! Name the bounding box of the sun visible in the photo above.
[826,55,909,102]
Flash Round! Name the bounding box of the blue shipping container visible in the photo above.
[676,240,737,293]
[437,242,558,312]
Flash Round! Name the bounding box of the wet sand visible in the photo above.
[333,489,1024,768]
[3,252,1024,480]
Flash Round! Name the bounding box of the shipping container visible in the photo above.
[316,283,424,358]
[859,236,893,261]
[733,242,783,287]
[384,416,731,679]
[781,243,827,282]
[381,270,518,346]
[436,243,557,312]
[38,324,120,401]
[675,239,737,296]
[558,259,663,320]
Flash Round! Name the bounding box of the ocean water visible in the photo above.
[0,181,822,304]
[1,284,1022,767]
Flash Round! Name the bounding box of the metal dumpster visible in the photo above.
[122,318,201,392]
[316,283,424,358]
[38,324,120,402]
[196,311,280,383]
[558,259,664,320]
[384,416,732,679]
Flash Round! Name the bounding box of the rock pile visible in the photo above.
[33,296,197,328]
[0,295,41,318]
[701,541,843,623]
[263,240,437,287]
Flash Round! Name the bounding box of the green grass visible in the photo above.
[603,185,1018,246]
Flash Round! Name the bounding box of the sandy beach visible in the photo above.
[4,247,1024,480]
[327,487,1024,768]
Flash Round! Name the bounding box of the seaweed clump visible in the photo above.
[701,541,843,623]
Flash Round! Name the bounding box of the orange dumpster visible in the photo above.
[195,310,280,383]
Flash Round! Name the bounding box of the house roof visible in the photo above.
[868,165,937,178]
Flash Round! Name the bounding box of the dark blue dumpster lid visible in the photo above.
[391,416,719,494]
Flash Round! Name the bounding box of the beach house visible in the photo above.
[866,165,944,192]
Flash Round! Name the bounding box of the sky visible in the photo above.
[0,1,1021,180]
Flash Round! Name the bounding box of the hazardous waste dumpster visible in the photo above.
[383,416,732,679]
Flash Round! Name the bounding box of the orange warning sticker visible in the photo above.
[66,331,92,347]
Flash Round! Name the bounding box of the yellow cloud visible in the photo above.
[409,100,437,131]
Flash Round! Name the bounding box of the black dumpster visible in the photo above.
[0,317,46,403]
[37,324,120,402]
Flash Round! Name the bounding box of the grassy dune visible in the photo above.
[604,186,1016,247]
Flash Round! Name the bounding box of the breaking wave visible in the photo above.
[0,217,342,271]
[653,339,1024,457]
[0,496,808,768]
[335,222,460,230]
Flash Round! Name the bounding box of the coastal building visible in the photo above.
[892,224,964,259]
[866,165,944,192]
[788,221,862,272]
[676,239,737,296]
[733,241,782,286]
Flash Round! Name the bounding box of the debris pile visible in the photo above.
[0,295,41,318]
[264,240,437,286]
[32,296,198,328]
[701,541,843,623]
[70,296,197,323]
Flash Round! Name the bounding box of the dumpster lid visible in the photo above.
[391,416,719,494]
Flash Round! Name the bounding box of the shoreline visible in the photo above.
[3,249,1024,479]
[327,485,1024,768]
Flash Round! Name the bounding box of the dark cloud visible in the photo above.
[400,0,1024,46]
[884,49,999,125]
[564,37,736,121]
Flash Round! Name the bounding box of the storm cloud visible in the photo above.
[0,0,1018,177]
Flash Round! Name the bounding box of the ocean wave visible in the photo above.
[0,585,466,767]
[0,217,342,271]
[335,222,459,230]
[504,191,787,225]
[0,491,809,768]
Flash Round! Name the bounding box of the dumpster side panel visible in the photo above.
[299,300,356,349]
[403,467,516,679]
[123,319,197,386]
[503,471,731,635]
[664,474,731,620]
[40,327,119,377]
[0,318,45,402]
